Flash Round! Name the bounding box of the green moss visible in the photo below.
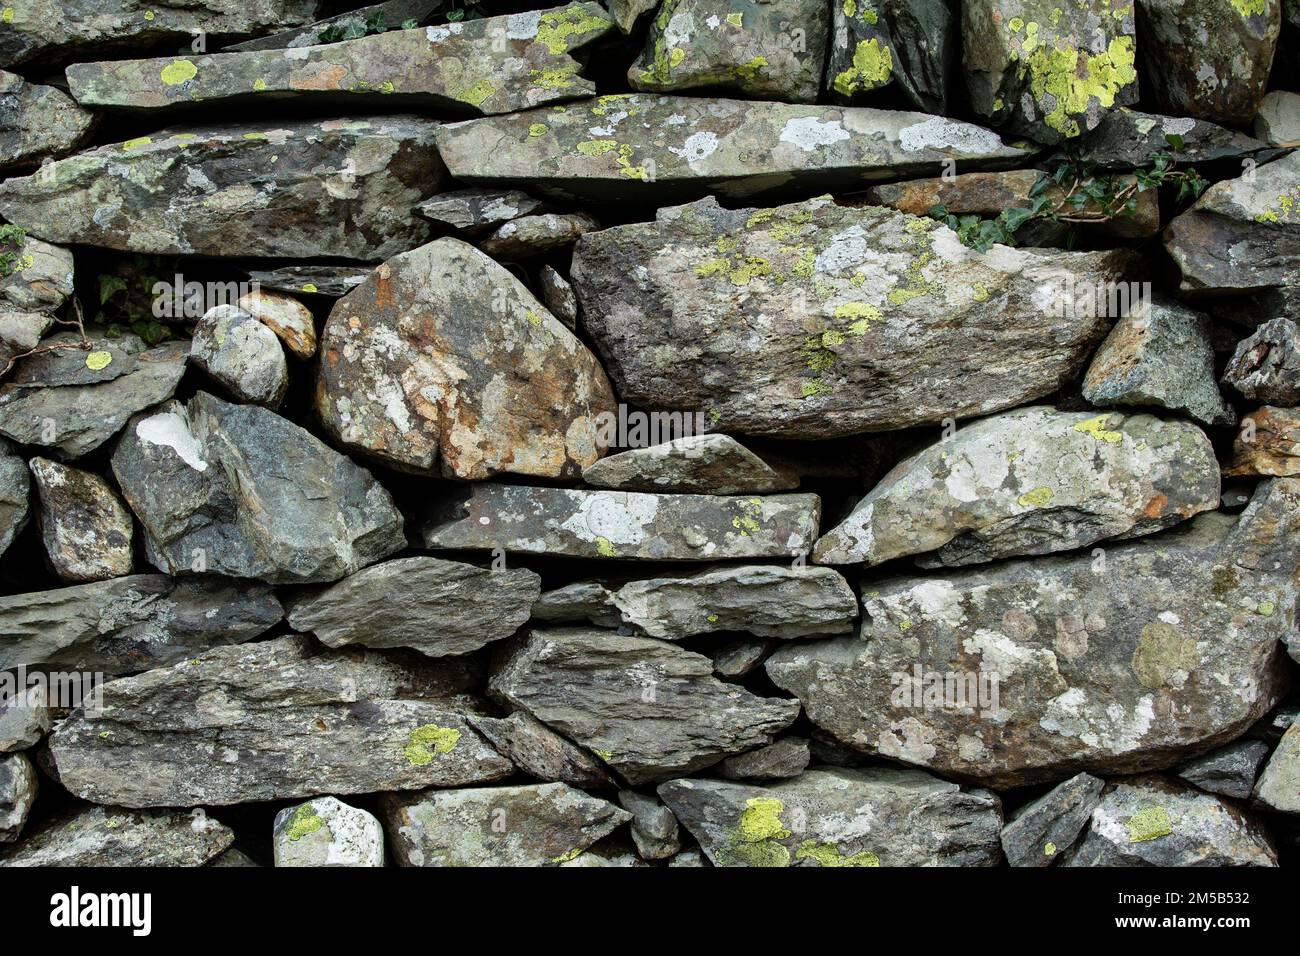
[1126,805,1172,843]
[404,724,461,766]
[284,804,324,842]
[795,841,880,867]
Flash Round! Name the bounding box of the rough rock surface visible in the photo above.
[828,0,954,113]
[0,806,234,867]
[468,711,615,788]
[236,289,316,360]
[0,752,35,842]
[813,407,1220,566]
[1000,772,1105,867]
[717,738,811,780]
[479,212,600,259]
[0,117,443,260]
[1222,318,1300,405]
[582,434,798,494]
[1225,406,1300,477]
[0,688,51,754]
[29,456,133,582]
[532,580,621,627]
[768,480,1299,787]
[273,797,385,867]
[381,782,631,866]
[190,305,289,408]
[1253,722,1300,814]
[0,69,93,173]
[316,238,614,480]
[489,627,801,784]
[572,195,1132,438]
[46,635,513,807]
[658,767,1002,866]
[0,235,74,366]
[1177,740,1271,800]
[247,265,371,299]
[711,638,777,678]
[1255,91,1300,146]
[225,0,443,51]
[1079,107,1275,169]
[112,392,405,584]
[0,438,27,558]
[618,789,681,859]
[415,188,544,235]
[538,264,579,328]
[287,557,540,657]
[421,484,821,561]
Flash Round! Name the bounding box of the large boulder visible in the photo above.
[0,70,93,173]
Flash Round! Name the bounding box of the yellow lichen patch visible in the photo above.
[1017,486,1054,508]
[576,139,618,156]
[795,841,880,867]
[453,79,495,107]
[301,283,318,293]
[1073,413,1124,443]
[535,6,611,55]
[1,7,12,23]
[731,498,764,536]
[832,301,883,335]
[1131,621,1199,690]
[594,536,617,557]
[529,123,549,137]
[1230,0,1266,15]
[551,848,584,863]
[1019,35,1137,138]
[252,78,267,92]
[403,724,461,766]
[1043,841,1057,856]
[284,803,324,842]
[121,136,153,152]
[84,351,113,371]
[725,11,743,27]
[833,37,893,97]
[1126,805,1172,843]
[160,59,198,86]
[530,67,577,90]
[722,797,792,867]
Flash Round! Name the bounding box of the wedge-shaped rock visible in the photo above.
[1222,318,1300,405]
[0,688,50,753]
[611,565,858,639]
[813,407,1220,566]
[415,187,544,235]
[67,4,613,115]
[421,484,821,561]
[0,235,74,367]
[434,95,1034,203]
[1062,775,1277,866]
[658,767,1002,867]
[0,117,442,260]
[490,628,801,784]
[768,479,1299,787]
[0,806,234,867]
[287,557,540,657]
[963,0,1139,143]
[479,212,599,259]
[1177,740,1270,800]
[47,636,512,807]
[1255,91,1300,146]
[0,753,35,842]
[273,797,385,868]
[468,711,615,788]
[381,782,631,866]
[827,0,954,113]
[571,195,1131,438]
[0,438,27,559]
[1000,772,1104,867]
[316,238,614,480]
[1225,406,1300,477]
[630,0,829,102]
[718,738,810,781]
[532,580,621,626]
[247,265,371,299]
[1079,108,1275,170]
[0,332,186,460]
[30,457,133,582]
[237,288,316,359]
[0,574,280,675]
[225,0,443,51]
[582,434,798,494]
[113,393,405,585]
[0,70,92,173]
[1253,722,1300,814]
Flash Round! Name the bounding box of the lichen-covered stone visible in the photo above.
[0,437,27,559]
[190,305,289,408]
[828,0,955,113]
[490,627,801,785]
[29,456,133,583]
[658,767,1003,866]
[1177,739,1271,799]
[582,434,798,494]
[0,234,74,367]
[717,738,811,780]
[813,406,1219,566]
[1225,406,1300,477]
[1222,318,1300,405]
[1000,772,1104,867]
[46,635,513,807]
[629,0,830,103]
[610,565,858,639]
[434,95,1034,203]
[0,688,51,753]
[0,806,234,867]
[618,789,681,860]
[66,4,614,115]
[225,0,442,52]
[316,238,614,481]
[415,188,544,235]
[479,212,600,259]
[0,117,443,260]
[273,797,385,867]
[963,0,1139,143]
[768,479,1299,787]
[468,710,615,788]
[421,484,821,561]
[113,392,405,584]
[0,69,93,173]
[1253,722,1300,814]
[380,782,631,866]
[572,195,1132,438]
[607,0,659,33]
[1079,107,1276,169]
[246,265,372,299]
[287,556,540,657]
[1255,91,1300,146]
[237,289,316,360]
[0,752,35,842]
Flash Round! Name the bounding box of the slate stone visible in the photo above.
[618,789,681,860]
[0,752,35,842]
[0,69,93,173]
[538,264,579,329]
[0,234,74,367]
[0,687,51,753]
[246,265,372,299]
[237,288,316,360]
[582,434,799,494]
[717,738,811,780]
[467,711,615,788]
[190,305,289,408]
[1000,772,1104,867]
[1078,107,1277,169]
[1225,406,1300,477]
[1253,722,1300,814]
[0,437,27,558]
[531,580,622,627]
[29,456,133,583]
[0,806,234,867]
[828,0,955,113]
[415,188,545,235]
[479,212,600,259]
[1255,91,1300,146]
[1222,318,1300,405]
[225,0,443,52]
[1177,740,1271,800]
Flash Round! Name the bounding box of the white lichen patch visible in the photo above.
[135,411,208,472]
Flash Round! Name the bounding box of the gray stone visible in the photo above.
[0,688,51,753]
[30,457,133,583]
[479,212,600,259]
[380,782,631,866]
[1222,318,1300,405]
[1255,91,1300,146]
[610,565,858,639]
[208,849,260,867]
[557,840,647,866]
[112,392,406,585]
[467,711,615,788]
[0,69,93,174]
[669,848,709,866]
[718,738,811,780]
[658,767,1002,867]
[1079,108,1277,169]
[618,789,681,860]
[571,195,1132,438]
[0,806,234,867]
[236,289,316,360]
[490,627,801,785]
[1177,740,1271,800]
[1253,722,1300,814]
[0,437,27,558]
[813,406,1220,566]
[273,797,385,867]
[532,580,621,627]
[225,0,443,51]
[0,574,282,675]
[191,305,289,408]
[538,264,579,329]
[828,0,955,113]
[0,752,35,842]
[246,265,372,299]
[46,635,513,807]
[287,557,540,657]
[0,235,74,368]
[711,638,777,678]
[582,434,798,494]
[415,188,544,235]
[1000,772,1104,867]
[607,0,658,33]
[421,484,821,561]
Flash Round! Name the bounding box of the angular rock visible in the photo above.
[1222,318,1300,405]
[0,687,51,753]
[434,95,1035,203]
[963,0,1139,143]
[415,188,544,235]
[618,789,681,860]
[711,638,777,677]
[768,479,1299,787]
[611,565,858,639]
[0,806,234,867]
[1082,297,1235,427]
[558,840,647,866]
[538,264,579,329]
[608,0,659,33]
[629,0,829,103]
[812,406,1220,566]
[0,332,187,460]
[0,69,93,173]
[669,848,708,866]
[479,212,599,259]
[1135,0,1280,124]
[46,635,513,807]
[828,0,955,113]
[0,437,27,558]
[582,434,798,494]
[468,711,615,788]
[273,797,385,867]
[718,738,811,780]
[532,580,621,627]
[1062,775,1277,866]
[1177,739,1271,800]
[237,288,316,360]
[1079,107,1277,169]
[0,752,35,842]
[1000,772,1104,867]
[381,782,631,866]
[658,767,1002,867]
[421,484,821,561]
[1225,406,1300,477]
[209,849,260,867]
[490,627,801,784]
[316,238,614,481]
[0,574,282,675]
[0,234,74,367]
[190,305,289,408]
[287,557,540,657]
[0,117,442,260]
[1255,91,1300,146]
[112,392,405,585]
[1253,722,1300,814]
[225,0,443,51]
[571,195,1132,438]
[67,4,614,115]
[247,265,372,299]
[29,456,133,582]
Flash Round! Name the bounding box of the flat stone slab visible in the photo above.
[582,434,799,494]
[0,805,235,866]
